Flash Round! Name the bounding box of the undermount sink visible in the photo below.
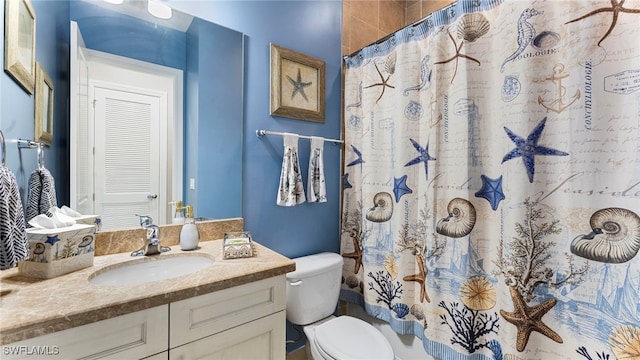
[89,254,215,286]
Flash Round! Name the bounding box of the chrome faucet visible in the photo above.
[131,215,171,256]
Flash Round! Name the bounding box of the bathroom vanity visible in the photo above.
[0,239,295,359]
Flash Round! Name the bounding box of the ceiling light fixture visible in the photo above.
[147,0,172,19]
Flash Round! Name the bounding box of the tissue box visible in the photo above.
[223,232,255,259]
[18,224,96,279]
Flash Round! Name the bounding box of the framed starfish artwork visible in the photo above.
[270,43,325,122]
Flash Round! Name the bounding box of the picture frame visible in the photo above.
[4,0,36,94]
[34,62,54,146]
[270,43,325,123]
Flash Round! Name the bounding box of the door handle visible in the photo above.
[147,193,158,200]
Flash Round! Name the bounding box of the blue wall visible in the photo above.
[1,0,69,208]
[168,0,344,258]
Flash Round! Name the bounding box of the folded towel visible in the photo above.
[307,136,327,203]
[0,165,29,270]
[277,133,305,206]
[26,168,58,222]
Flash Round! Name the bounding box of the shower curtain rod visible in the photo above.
[256,129,343,144]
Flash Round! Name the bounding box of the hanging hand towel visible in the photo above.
[277,133,306,206]
[0,165,29,270]
[307,136,327,203]
[26,168,58,222]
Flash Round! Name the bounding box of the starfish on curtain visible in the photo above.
[403,254,430,303]
[346,145,365,167]
[393,175,413,203]
[343,173,352,190]
[342,237,363,274]
[475,175,505,211]
[364,63,395,104]
[565,0,640,47]
[502,117,569,183]
[500,286,563,352]
[404,138,436,180]
[434,30,481,84]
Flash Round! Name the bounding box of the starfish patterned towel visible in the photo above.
[0,165,29,270]
[277,133,305,206]
[26,167,58,222]
[307,136,327,203]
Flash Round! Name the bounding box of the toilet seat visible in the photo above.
[313,316,394,360]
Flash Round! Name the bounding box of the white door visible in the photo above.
[70,21,93,216]
[93,85,166,230]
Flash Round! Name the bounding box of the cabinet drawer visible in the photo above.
[3,305,168,360]
[169,310,286,360]
[169,275,285,347]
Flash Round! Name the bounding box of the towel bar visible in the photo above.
[256,129,343,145]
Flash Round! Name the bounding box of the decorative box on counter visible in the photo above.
[74,215,101,231]
[223,231,255,259]
[18,223,96,279]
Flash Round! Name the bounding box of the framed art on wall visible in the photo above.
[4,0,36,94]
[270,43,325,123]
[34,62,54,146]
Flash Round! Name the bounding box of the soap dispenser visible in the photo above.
[179,205,199,250]
[169,201,185,224]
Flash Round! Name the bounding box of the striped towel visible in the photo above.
[0,165,29,270]
[26,168,58,222]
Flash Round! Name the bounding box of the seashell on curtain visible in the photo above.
[570,207,640,264]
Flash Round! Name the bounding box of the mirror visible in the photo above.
[69,0,243,230]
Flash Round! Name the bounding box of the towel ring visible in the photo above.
[0,130,5,166]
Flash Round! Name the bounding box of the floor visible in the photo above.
[286,347,309,360]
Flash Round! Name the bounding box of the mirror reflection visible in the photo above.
[69,0,243,230]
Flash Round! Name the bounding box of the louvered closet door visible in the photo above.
[94,87,161,230]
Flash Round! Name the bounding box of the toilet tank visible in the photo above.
[286,252,344,325]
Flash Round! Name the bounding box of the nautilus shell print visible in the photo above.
[436,198,477,238]
[457,13,490,42]
[570,208,640,263]
[365,192,394,222]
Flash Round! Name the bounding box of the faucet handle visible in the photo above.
[136,214,154,228]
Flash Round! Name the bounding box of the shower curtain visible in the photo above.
[340,0,639,359]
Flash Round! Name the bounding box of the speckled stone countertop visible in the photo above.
[0,237,295,345]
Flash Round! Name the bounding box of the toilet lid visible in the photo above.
[315,316,394,360]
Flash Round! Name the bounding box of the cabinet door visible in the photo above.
[3,305,168,360]
[169,310,285,360]
[170,275,286,348]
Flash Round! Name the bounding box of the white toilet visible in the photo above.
[286,252,394,360]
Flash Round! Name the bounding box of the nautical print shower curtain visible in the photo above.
[340,0,640,359]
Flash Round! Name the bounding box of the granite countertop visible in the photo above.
[0,240,295,345]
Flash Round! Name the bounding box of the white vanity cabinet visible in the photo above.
[3,305,168,360]
[3,275,286,360]
[169,275,286,359]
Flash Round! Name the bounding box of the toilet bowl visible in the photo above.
[286,252,394,360]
